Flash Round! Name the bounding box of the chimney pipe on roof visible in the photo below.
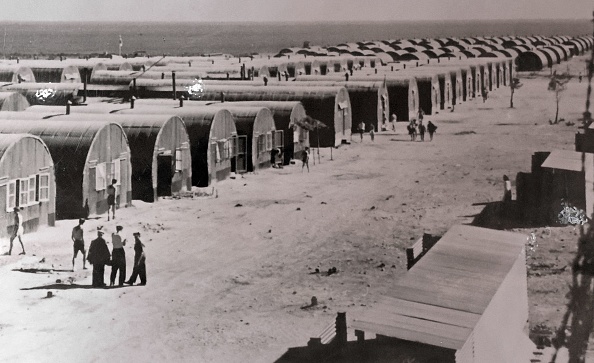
[130,96,135,109]
[172,71,176,100]
[66,100,72,115]
[179,95,184,107]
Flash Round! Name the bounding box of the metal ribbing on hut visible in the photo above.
[516,50,550,71]
[135,81,352,148]
[17,61,82,83]
[0,133,55,236]
[0,92,29,111]
[213,101,308,164]
[205,79,388,133]
[42,113,192,203]
[0,118,132,219]
[0,66,35,83]
[202,106,276,172]
[294,75,416,122]
[396,72,440,115]
[111,106,236,187]
[0,83,80,105]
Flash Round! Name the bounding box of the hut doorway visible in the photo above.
[320,64,327,75]
[156,154,173,197]
[305,64,312,75]
[236,135,248,173]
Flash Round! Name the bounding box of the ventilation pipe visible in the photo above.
[66,100,72,115]
[130,96,136,109]
[172,71,176,100]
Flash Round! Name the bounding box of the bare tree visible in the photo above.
[548,72,572,124]
[509,77,523,108]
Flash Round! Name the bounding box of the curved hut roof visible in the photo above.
[0,91,29,111]
[0,66,35,83]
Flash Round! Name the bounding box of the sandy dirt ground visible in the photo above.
[0,55,592,363]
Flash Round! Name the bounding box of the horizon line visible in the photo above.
[0,18,590,24]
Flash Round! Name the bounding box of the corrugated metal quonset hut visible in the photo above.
[17,112,192,203]
[396,72,441,115]
[351,225,533,363]
[0,117,132,219]
[95,105,236,188]
[202,105,276,172]
[0,66,35,83]
[137,99,309,166]
[294,74,417,122]
[201,79,388,133]
[18,61,82,83]
[0,83,80,106]
[515,50,550,71]
[134,80,352,148]
[0,134,55,237]
[194,100,308,165]
[0,92,30,111]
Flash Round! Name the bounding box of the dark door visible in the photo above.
[236,135,248,173]
[157,154,173,197]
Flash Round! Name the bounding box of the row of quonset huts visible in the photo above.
[0,33,592,134]
[0,33,590,237]
[0,100,306,237]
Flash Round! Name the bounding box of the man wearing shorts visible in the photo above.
[7,207,25,255]
[107,179,117,221]
[72,218,86,270]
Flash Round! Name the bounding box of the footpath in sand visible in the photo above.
[0,55,591,362]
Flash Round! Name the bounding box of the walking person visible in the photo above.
[7,207,25,255]
[369,125,375,142]
[71,218,87,271]
[390,113,397,131]
[301,147,310,173]
[107,179,117,221]
[427,121,437,141]
[125,232,146,286]
[110,226,127,287]
[407,121,415,141]
[417,109,424,123]
[358,122,365,141]
[418,121,426,142]
[87,227,110,288]
[503,175,512,203]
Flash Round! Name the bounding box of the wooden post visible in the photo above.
[335,312,347,345]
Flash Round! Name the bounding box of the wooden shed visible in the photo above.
[0,118,132,219]
[0,134,55,237]
[134,81,352,148]
[0,66,35,83]
[0,92,30,111]
[351,225,533,363]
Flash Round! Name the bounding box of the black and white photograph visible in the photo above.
[0,0,593,362]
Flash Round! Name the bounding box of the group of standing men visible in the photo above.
[407,110,437,142]
[72,219,147,288]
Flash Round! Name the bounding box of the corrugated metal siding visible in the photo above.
[0,134,55,236]
[0,119,128,219]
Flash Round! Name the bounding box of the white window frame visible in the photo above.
[95,162,107,191]
[113,159,121,185]
[266,132,273,151]
[28,175,36,204]
[19,179,29,207]
[175,149,183,172]
[39,173,50,202]
[6,180,16,212]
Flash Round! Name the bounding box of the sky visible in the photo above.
[0,0,591,22]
